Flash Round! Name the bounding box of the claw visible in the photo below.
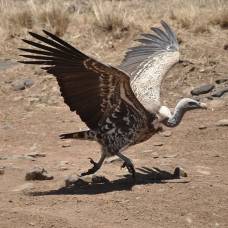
[80,158,99,177]
[88,157,96,165]
[121,162,135,180]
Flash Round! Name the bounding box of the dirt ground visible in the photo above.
[0,7,228,228]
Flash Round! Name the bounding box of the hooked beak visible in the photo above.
[199,102,207,109]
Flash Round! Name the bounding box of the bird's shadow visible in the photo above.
[29,167,189,196]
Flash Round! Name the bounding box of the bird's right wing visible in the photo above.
[18,30,148,130]
[119,21,180,109]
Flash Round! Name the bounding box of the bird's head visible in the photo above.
[179,98,207,111]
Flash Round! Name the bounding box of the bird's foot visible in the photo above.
[80,158,100,177]
[121,162,136,180]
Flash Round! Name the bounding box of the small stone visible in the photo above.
[160,130,172,137]
[12,80,26,91]
[92,175,110,184]
[191,84,215,96]
[173,167,188,178]
[25,167,54,181]
[27,152,46,158]
[215,78,228,84]
[59,166,69,171]
[211,88,228,97]
[0,167,5,175]
[153,142,163,146]
[224,44,228,50]
[11,79,34,91]
[163,154,177,158]
[199,125,207,130]
[60,161,69,166]
[24,79,34,88]
[216,119,228,127]
[65,174,90,187]
[62,143,71,148]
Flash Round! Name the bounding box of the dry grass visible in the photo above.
[91,0,134,38]
[0,0,72,38]
[169,0,228,33]
[0,0,227,58]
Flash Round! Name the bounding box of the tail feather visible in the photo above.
[59,130,96,141]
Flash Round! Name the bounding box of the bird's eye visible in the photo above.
[188,101,197,106]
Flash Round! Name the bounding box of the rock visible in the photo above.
[0,166,5,175]
[25,167,54,181]
[65,174,90,187]
[27,152,46,158]
[59,166,69,171]
[199,125,207,130]
[60,161,69,166]
[173,167,188,178]
[216,119,228,127]
[12,80,26,91]
[24,79,34,87]
[160,130,172,137]
[191,84,215,96]
[224,44,228,50]
[91,175,110,184]
[211,88,228,97]
[215,78,228,84]
[153,142,163,146]
[163,154,177,158]
[11,79,34,91]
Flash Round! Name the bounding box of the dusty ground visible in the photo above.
[0,1,228,227]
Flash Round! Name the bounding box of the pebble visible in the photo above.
[191,84,215,96]
[160,130,172,137]
[91,175,110,184]
[216,119,228,127]
[153,142,163,146]
[65,174,110,187]
[215,78,228,84]
[25,167,54,181]
[11,79,34,91]
[27,152,46,158]
[211,88,228,97]
[0,166,5,175]
[173,167,188,178]
[163,154,177,158]
[65,174,90,187]
[199,125,207,130]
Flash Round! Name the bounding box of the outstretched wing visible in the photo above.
[119,20,180,110]
[19,30,147,130]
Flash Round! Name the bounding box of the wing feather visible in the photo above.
[19,31,147,129]
[119,20,180,110]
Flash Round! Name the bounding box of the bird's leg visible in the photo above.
[80,153,106,177]
[116,152,135,180]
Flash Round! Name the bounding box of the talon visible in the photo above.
[121,162,126,169]
[80,158,99,177]
[88,157,96,165]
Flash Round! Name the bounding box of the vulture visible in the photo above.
[19,21,207,179]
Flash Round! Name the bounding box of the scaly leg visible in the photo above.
[116,152,135,179]
[80,152,106,177]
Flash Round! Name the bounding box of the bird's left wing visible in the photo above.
[18,30,147,130]
[119,21,180,109]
